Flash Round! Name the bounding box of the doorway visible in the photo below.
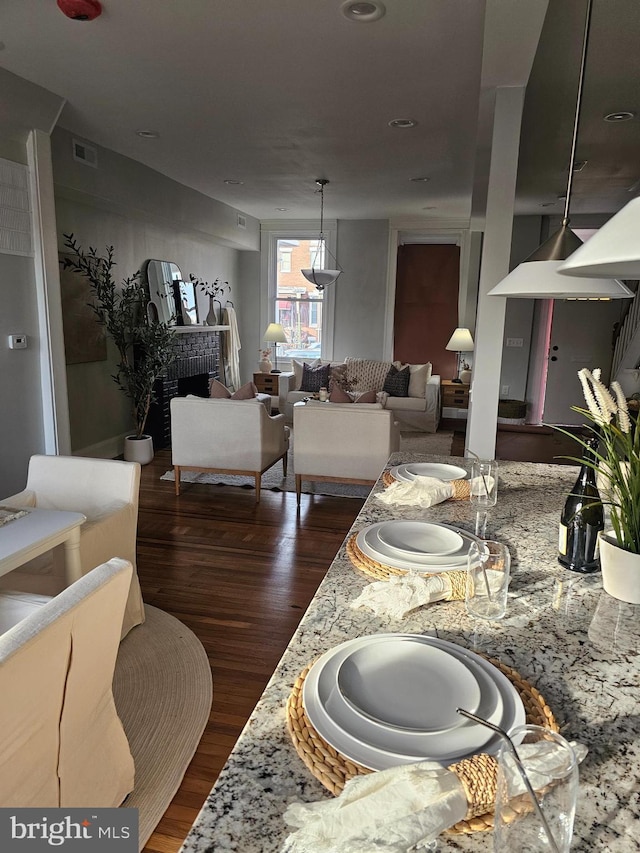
[394,244,460,376]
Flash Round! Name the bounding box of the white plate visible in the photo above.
[390,463,468,483]
[336,638,481,732]
[359,523,475,571]
[303,633,524,770]
[376,521,464,557]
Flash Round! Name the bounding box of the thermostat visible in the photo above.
[8,334,27,349]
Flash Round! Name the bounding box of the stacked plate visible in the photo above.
[302,633,526,771]
[389,462,468,483]
[357,520,479,572]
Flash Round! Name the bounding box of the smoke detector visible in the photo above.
[57,0,102,21]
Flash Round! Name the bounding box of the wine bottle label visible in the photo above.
[559,523,568,555]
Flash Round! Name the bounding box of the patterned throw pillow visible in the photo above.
[301,362,331,392]
[383,365,410,397]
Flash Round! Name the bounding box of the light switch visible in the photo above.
[8,334,27,349]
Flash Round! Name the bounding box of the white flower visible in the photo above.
[578,368,608,426]
[612,381,632,434]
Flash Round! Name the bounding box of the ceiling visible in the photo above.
[0,0,638,222]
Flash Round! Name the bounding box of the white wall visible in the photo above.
[332,220,389,362]
[51,127,257,456]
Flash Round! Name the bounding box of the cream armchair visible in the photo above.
[0,558,135,807]
[0,455,144,638]
[171,396,290,503]
[293,403,400,504]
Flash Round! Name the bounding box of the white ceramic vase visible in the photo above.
[599,531,640,604]
[259,358,272,374]
[123,434,154,465]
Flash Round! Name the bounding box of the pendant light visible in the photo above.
[488,0,633,300]
[301,179,342,291]
[558,196,640,279]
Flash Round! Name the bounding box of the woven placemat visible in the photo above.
[382,471,471,500]
[286,656,559,834]
[346,535,466,600]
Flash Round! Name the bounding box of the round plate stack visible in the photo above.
[356,520,478,573]
[302,634,526,771]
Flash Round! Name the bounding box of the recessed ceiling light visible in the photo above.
[410,176,430,182]
[340,1,386,22]
[136,130,159,139]
[224,179,244,185]
[276,207,289,211]
[389,118,417,129]
[603,111,635,122]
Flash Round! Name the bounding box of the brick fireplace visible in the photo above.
[146,328,223,449]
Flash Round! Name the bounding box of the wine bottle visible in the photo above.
[558,436,604,573]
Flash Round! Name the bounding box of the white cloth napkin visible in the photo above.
[282,742,587,853]
[351,573,453,619]
[376,475,495,508]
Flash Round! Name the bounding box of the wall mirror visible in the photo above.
[145,259,183,325]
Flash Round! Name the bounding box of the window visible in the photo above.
[261,228,336,363]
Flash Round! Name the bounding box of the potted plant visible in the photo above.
[558,367,640,603]
[63,233,178,464]
[188,273,229,326]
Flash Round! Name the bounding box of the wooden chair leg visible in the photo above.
[174,466,181,496]
[255,473,261,503]
[295,474,302,506]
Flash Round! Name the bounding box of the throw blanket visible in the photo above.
[222,305,241,391]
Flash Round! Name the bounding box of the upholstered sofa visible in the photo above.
[278,357,441,432]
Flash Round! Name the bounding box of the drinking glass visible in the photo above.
[493,725,579,853]
[470,459,498,507]
[465,540,510,620]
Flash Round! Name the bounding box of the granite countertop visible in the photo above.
[180,454,640,853]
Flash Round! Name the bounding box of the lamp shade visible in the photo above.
[263,322,288,344]
[301,268,341,288]
[445,328,474,352]
[487,260,633,299]
[558,197,640,279]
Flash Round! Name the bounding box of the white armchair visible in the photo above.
[0,558,135,807]
[0,455,144,638]
[293,403,400,504]
[171,396,290,503]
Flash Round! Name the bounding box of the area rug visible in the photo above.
[113,605,212,851]
[160,430,453,498]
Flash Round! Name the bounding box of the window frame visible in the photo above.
[260,222,337,366]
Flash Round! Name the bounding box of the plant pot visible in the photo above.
[599,531,640,604]
[124,434,154,465]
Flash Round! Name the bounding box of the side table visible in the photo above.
[253,372,280,412]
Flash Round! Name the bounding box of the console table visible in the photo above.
[180,454,640,852]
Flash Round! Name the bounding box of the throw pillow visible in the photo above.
[353,390,377,404]
[209,378,231,398]
[301,362,331,393]
[329,363,352,393]
[329,385,352,403]
[383,364,410,397]
[231,381,258,400]
[393,362,433,398]
[292,359,307,391]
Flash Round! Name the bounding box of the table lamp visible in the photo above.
[263,323,288,373]
[445,328,474,383]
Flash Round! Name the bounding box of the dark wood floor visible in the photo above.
[136,449,364,853]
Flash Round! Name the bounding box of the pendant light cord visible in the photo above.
[316,179,327,241]
[563,0,593,226]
